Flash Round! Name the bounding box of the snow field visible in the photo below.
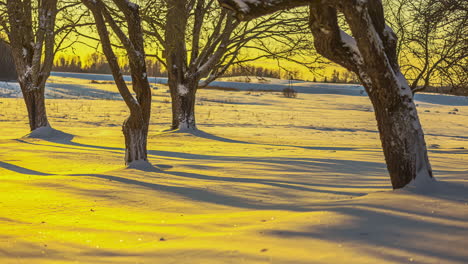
[0,76,467,263]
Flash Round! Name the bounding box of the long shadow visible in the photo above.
[148,149,387,175]
[5,150,465,263]
[296,125,379,134]
[175,129,253,144]
[28,127,373,154]
[164,170,369,196]
[266,185,468,263]
[16,134,124,154]
[0,161,51,175]
[405,180,468,203]
[426,133,468,140]
[173,164,387,190]
[41,173,466,263]
[200,98,271,106]
[265,180,468,263]
[429,148,468,155]
[14,129,388,179]
[46,83,121,100]
[70,173,313,212]
[159,129,380,152]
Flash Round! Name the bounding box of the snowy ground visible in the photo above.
[0,75,467,263]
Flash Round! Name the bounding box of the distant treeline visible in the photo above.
[53,53,285,80]
[223,65,281,79]
[52,53,365,84]
[53,53,166,77]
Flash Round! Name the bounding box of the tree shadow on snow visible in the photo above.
[266,180,468,263]
[0,161,52,175]
[170,129,253,144]
[66,173,315,212]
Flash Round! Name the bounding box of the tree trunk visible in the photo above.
[123,114,149,164]
[340,1,433,189]
[217,0,434,189]
[169,79,198,130]
[370,89,432,188]
[21,83,49,131]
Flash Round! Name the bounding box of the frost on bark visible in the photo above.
[219,0,434,189]
[4,0,58,131]
[82,0,152,165]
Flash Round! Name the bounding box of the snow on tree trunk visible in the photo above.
[169,80,198,131]
[338,1,433,189]
[371,85,433,188]
[219,0,434,189]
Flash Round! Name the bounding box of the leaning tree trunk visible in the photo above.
[218,0,433,189]
[21,85,50,131]
[307,0,433,189]
[344,1,432,189]
[371,89,432,188]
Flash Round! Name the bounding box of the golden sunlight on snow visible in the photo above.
[0,77,467,263]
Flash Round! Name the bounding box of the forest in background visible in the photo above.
[51,53,361,84]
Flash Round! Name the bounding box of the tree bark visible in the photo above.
[219,0,434,189]
[169,79,198,130]
[22,85,50,131]
[123,114,149,164]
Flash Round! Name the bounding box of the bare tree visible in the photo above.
[143,0,316,130]
[0,0,58,131]
[0,0,89,132]
[384,0,468,94]
[219,0,434,189]
[81,0,152,165]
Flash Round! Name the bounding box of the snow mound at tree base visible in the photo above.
[400,178,468,202]
[403,173,437,192]
[24,126,74,141]
[126,160,161,172]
